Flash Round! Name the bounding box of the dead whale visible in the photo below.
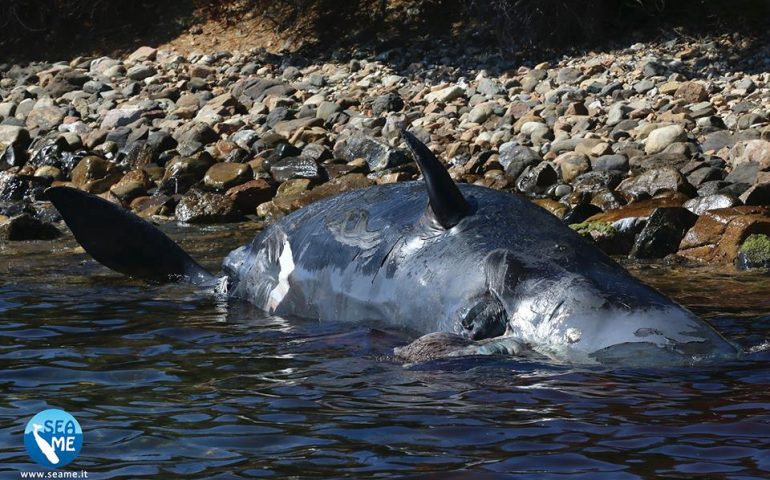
[46,131,738,366]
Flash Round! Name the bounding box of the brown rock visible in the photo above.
[678,206,770,263]
[71,156,122,193]
[675,82,708,103]
[532,198,569,219]
[291,173,375,210]
[616,167,693,202]
[225,179,275,212]
[203,162,252,190]
[587,194,689,223]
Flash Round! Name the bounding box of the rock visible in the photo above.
[532,198,568,219]
[26,106,64,131]
[110,170,152,204]
[675,82,708,103]
[425,85,464,103]
[126,64,156,81]
[101,107,144,130]
[587,194,689,223]
[516,162,557,195]
[683,194,740,215]
[204,162,253,190]
[645,125,687,154]
[225,179,275,212]
[270,156,325,183]
[678,206,770,264]
[273,117,324,138]
[291,173,375,209]
[498,143,541,180]
[0,125,30,147]
[724,162,759,184]
[127,46,157,63]
[630,207,697,259]
[334,134,408,171]
[571,221,632,255]
[372,93,404,115]
[555,152,591,183]
[616,167,693,201]
[737,140,770,170]
[71,156,122,193]
[736,234,770,269]
[739,183,770,206]
[0,214,61,241]
[477,78,503,96]
[175,189,242,223]
[468,103,493,124]
[161,154,215,194]
[316,101,341,121]
[593,154,628,172]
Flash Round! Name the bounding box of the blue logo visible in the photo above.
[24,409,83,468]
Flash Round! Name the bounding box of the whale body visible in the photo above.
[47,132,738,366]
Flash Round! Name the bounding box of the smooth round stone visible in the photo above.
[204,162,253,190]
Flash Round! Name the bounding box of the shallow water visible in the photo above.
[2,225,770,479]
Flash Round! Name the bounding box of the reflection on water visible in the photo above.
[1,226,770,478]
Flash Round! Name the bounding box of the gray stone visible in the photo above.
[645,125,687,154]
[334,134,408,171]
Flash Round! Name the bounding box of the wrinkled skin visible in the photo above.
[224,182,738,366]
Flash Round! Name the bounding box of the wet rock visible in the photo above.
[393,332,473,363]
[225,179,275,212]
[161,153,215,194]
[334,134,408,172]
[736,234,770,269]
[571,221,633,255]
[683,194,740,215]
[532,198,568,219]
[587,194,689,223]
[616,167,694,201]
[563,203,603,225]
[572,171,625,195]
[71,156,122,194]
[0,171,50,201]
[109,170,153,204]
[172,122,218,156]
[630,207,697,259]
[645,125,687,154]
[270,156,325,183]
[0,214,61,241]
[175,189,242,223]
[204,162,252,190]
[678,206,770,264]
[516,162,557,195]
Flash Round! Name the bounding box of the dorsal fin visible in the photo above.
[402,130,470,229]
[46,186,214,285]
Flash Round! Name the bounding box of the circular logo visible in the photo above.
[24,409,83,468]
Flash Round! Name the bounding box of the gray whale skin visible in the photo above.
[46,132,738,366]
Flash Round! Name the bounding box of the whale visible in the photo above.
[46,131,738,366]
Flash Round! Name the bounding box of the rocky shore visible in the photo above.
[2,35,770,268]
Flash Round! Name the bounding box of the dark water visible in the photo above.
[2,225,770,479]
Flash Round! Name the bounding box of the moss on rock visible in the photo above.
[570,221,617,237]
[739,234,770,266]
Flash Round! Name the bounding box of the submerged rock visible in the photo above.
[0,214,61,240]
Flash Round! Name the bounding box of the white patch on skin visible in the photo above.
[267,239,295,312]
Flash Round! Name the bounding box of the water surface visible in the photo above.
[2,225,770,478]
